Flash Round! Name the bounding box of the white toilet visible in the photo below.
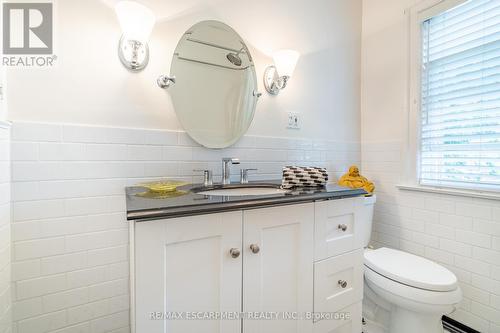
[360,195,462,333]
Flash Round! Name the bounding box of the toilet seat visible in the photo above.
[364,247,457,292]
[364,266,462,309]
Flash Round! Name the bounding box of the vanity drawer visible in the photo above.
[313,249,363,323]
[314,198,363,261]
[312,301,362,333]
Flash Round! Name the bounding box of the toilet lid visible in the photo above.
[364,248,458,292]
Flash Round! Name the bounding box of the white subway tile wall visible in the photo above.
[10,121,360,333]
[0,127,11,333]
[362,141,500,333]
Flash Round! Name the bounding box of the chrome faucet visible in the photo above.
[221,157,240,185]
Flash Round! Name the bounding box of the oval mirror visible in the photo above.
[168,21,259,148]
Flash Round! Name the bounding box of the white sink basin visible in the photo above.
[197,186,288,197]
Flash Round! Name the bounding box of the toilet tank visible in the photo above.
[359,195,377,248]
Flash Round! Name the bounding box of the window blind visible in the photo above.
[420,0,500,191]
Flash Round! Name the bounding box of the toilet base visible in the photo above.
[389,306,443,333]
[363,299,445,333]
[363,281,448,333]
[362,317,386,333]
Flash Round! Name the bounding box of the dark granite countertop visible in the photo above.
[126,180,367,221]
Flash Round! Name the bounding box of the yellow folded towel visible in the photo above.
[338,165,375,194]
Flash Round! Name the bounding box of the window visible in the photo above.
[418,0,500,191]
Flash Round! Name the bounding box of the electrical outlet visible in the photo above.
[287,112,301,129]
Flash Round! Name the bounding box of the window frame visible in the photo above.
[402,0,500,196]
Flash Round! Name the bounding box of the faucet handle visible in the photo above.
[193,169,213,186]
[240,168,257,184]
[222,157,240,164]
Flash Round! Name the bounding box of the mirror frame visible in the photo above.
[167,20,259,149]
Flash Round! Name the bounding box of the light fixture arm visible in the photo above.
[264,65,291,95]
[263,49,299,95]
[275,75,290,90]
[129,40,142,68]
[118,36,150,72]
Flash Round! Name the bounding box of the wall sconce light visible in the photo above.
[115,1,156,72]
[263,50,300,95]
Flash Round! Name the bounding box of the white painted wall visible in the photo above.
[361,1,500,332]
[5,0,361,142]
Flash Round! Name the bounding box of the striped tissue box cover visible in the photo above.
[282,166,329,189]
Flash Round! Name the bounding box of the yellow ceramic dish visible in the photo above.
[138,180,188,193]
[135,190,188,199]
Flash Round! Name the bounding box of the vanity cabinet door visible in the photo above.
[134,211,243,333]
[242,203,314,333]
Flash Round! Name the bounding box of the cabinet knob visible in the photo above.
[338,280,348,289]
[250,244,260,254]
[338,224,348,232]
[229,248,241,258]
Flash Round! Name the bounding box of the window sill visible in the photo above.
[396,184,500,200]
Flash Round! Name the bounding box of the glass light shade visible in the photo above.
[115,1,155,43]
[272,50,300,78]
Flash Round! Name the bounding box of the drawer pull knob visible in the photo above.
[338,224,348,232]
[229,248,241,258]
[250,244,260,254]
[338,280,348,288]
